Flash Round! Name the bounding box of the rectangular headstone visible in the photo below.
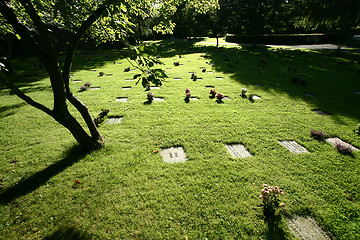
[279,141,309,153]
[160,147,187,163]
[225,144,252,158]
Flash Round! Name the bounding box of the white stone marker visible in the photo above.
[225,144,252,158]
[160,147,187,163]
[279,141,309,153]
[106,117,123,124]
[326,137,359,152]
[116,98,128,102]
[287,216,330,240]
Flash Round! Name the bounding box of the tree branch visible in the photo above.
[0,75,53,116]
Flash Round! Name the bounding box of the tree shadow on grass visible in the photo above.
[43,226,93,240]
[264,215,288,240]
[0,102,27,118]
[0,145,90,205]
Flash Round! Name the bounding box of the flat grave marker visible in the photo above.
[151,86,161,89]
[353,91,360,95]
[252,95,261,100]
[216,77,224,80]
[253,83,262,86]
[312,109,330,115]
[326,137,359,152]
[125,79,134,81]
[305,93,314,97]
[90,87,100,90]
[287,216,330,240]
[154,97,165,101]
[225,144,252,158]
[122,86,132,90]
[73,80,82,83]
[205,85,215,88]
[160,147,187,163]
[106,116,123,124]
[189,97,199,101]
[279,141,309,153]
[173,78,182,81]
[116,97,128,102]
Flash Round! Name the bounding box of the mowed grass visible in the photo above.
[0,40,359,239]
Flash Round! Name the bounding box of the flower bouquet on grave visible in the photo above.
[259,184,286,217]
[215,93,224,100]
[147,91,154,102]
[99,71,105,76]
[185,88,191,102]
[80,82,91,91]
[241,88,247,98]
[249,93,255,102]
[94,109,110,126]
[209,89,216,98]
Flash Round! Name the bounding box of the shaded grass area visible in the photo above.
[0,40,359,239]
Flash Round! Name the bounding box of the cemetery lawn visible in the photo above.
[0,40,359,239]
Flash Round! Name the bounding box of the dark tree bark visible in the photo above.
[0,1,107,150]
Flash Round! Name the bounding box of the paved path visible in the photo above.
[198,41,347,50]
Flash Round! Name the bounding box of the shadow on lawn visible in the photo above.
[154,40,360,122]
[0,145,89,205]
[264,215,287,240]
[43,226,92,240]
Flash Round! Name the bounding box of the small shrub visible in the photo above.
[259,184,286,216]
[310,129,326,140]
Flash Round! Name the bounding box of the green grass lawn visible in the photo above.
[0,40,360,239]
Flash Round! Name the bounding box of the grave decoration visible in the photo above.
[241,88,247,98]
[326,138,359,154]
[147,91,154,102]
[209,89,216,98]
[185,88,191,102]
[124,67,130,72]
[174,61,180,66]
[202,68,206,73]
[215,93,225,103]
[79,82,91,91]
[191,73,197,81]
[94,109,109,127]
[248,94,255,102]
[310,129,326,140]
[99,71,105,76]
[259,184,286,216]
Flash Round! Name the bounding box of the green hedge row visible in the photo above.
[225,33,348,45]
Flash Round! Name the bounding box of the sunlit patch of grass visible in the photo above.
[0,42,359,239]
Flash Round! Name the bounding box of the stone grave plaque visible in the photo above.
[116,97,128,102]
[151,86,161,89]
[223,96,231,100]
[106,116,123,124]
[287,216,330,240]
[154,97,165,101]
[173,78,182,80]
[122,86,132,90]
[312,109,330,115]
[105,74,113,76]
[225,144,252,158]
[253,83,262,86]
[353,91,360,94]
[279,141,309,153]
[216,77,224,80]
[90,87,100,90]
[125,79,134,81]
[205,85,215,88]
[326,137,359,152]
[160,147,187,163]
[207,71,214,73]
[73,80,82,83]
[305,93,314,97]
[190,97,199,101]
[252,95,261,100]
